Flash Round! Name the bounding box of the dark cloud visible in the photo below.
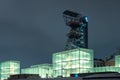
[0,0,120,68]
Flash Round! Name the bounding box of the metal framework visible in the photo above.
[63,10,88,50]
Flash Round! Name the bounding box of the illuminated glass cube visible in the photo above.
[21,64,53,78]
[0,60,20,80]
[115,55,120,67]
[52,48,94,77]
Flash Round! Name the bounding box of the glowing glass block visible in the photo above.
[21,64,53,78]
[52,48,94,77]
[0,60,20,80]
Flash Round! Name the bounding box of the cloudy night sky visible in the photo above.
[0,0,120,68]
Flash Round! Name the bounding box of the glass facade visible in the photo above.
[1,50,120,79]
[90,55,120,73]
[0,60,20,80]
[90,66,118,72]
[115,55,120,67]
[52,48,93,77]
[115,55,120,73]
[21,64,53,78]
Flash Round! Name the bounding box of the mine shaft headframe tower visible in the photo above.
[63,10,88,50]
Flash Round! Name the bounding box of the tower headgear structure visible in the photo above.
[63,10,88,50]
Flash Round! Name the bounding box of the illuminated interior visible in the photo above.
[91,66,119,72]
[52,48,94,77]
[21,64,53,78]
[115,55,120,67]
[90,55,120,73]
[0,61,20,80]
[1,50,120,79]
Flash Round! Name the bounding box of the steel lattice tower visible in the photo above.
[63,10,88,50]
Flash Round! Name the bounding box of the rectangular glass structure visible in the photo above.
[115,55,120,73]
[90,55,120,73]
[115,55,120,67]
[52,48,93,77]
[21,64,53,78]
[0,60,20,80]
[91,66,117,72]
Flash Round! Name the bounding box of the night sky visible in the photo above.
[0,0,120,68]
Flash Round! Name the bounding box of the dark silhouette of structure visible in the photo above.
[63,10,88,50]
